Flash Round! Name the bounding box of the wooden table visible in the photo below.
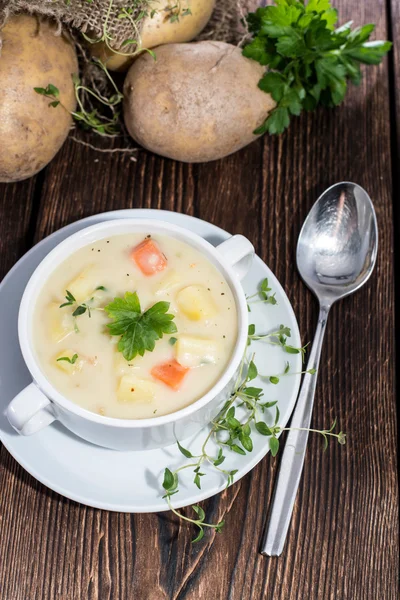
[0,1,398,598]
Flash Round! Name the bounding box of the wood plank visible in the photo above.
[389,0,400,158]
[0,178,38,279]
[0,176,38,597]
[0,1,398,598]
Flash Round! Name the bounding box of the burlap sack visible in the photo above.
[0,1,259,45]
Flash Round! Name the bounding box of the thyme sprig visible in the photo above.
[246,277,277,311]
[34,59,124,136]
[162,283,345,542]
[248,323,308,358]
[59,289,104,332]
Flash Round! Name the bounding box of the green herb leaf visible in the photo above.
[34,83,60,98]
[56,353,78,365]
[169,337,178,346]
[255,421,273,436]
[66,291,75,302]
[194,471,205,489]
[227,407,235,419]
[72,305,87,317]
[242,423,251,436]
[227,469,239,486]
[242,386,263,398]
[227,416,241,429]
[269,376,280,385]
[284,345,301,354]
[230,444,246,456]
[105,292,177,361]
[214,448,225,466]
[262,400,278,409]
[239,432,253,452]
[177,441,193,459]
[192,504,205,521]
[162,468,178,492]
[191,526,204,543]
[247,360,258,381]
[270,436,280,457]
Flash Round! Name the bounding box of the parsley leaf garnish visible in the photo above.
[243,0,392,134]
[104,292,177,361]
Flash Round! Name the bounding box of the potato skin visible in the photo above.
[123,41,275,163]
[0,15,78,183]
[90,0,215,72]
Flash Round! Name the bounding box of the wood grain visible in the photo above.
[389,0,400,157]
[0,1,398,598]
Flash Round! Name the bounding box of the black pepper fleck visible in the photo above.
[221,293,225,295]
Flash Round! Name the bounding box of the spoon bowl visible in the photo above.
[296,182,378,306]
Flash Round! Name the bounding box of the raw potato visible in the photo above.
[123,41,275,163]
[90,0,215,72]
[0,15,78,183]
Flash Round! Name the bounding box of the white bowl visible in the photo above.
[6,218,254,451]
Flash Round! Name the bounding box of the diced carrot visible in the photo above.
[151,359,189,390]
[131,239,167,276]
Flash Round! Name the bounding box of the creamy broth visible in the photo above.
[33,233,238,419]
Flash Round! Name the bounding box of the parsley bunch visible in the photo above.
[243,0,392,134]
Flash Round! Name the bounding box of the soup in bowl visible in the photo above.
[34,233,238,419]
[7,219,254,450]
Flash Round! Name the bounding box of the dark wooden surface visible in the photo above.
[0,1,398,598]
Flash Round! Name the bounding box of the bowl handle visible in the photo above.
[216,235,255,280]
[6,383,56,435]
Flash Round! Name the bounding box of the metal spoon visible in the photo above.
[260,182,378,556]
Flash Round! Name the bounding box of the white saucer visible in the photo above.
[0,210,301,512]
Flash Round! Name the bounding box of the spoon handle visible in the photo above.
[260,305,329,556]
